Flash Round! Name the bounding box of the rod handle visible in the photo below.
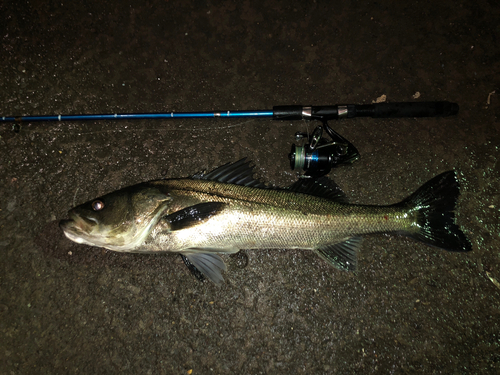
[273,101,459,120]
[356,101,459,118]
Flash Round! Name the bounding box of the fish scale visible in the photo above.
[144,179,415,253]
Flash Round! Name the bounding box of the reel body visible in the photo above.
[289,122,360,178]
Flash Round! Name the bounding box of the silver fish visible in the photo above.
[60,159,472,283]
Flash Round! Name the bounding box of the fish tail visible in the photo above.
[402,170,472,252]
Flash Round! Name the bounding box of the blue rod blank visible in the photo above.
[1,110,274,123]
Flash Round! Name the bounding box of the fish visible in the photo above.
[60,159,472,284]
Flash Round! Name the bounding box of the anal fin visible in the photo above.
[315,236,362,272]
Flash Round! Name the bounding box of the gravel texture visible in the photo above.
[1,1,499,374]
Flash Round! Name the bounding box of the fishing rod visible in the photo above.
[2,100,457,123]
[2,100,458,177]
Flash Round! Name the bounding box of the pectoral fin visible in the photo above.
[183,252,227,285]
[315,237,362,272]
[166,202,226,231]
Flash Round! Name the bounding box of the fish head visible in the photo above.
[60,184,171,251]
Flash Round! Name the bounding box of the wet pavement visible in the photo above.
[1,1,499,373]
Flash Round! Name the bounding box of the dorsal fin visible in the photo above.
[288,176,347,203]
[192,158,267,188]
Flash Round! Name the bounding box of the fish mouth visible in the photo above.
[59,218,74,231]
[60,219,97,247]
[59,212,99,243]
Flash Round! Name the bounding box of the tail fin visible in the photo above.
[403,170,472,252]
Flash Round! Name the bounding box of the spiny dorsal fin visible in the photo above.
[165,202,226,231]
[314,236,362,271]
[288,176,347,203]
[192,158,267,188]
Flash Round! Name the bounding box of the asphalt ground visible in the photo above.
[1,1,499,374]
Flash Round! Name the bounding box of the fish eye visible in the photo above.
[92,200,105,211]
